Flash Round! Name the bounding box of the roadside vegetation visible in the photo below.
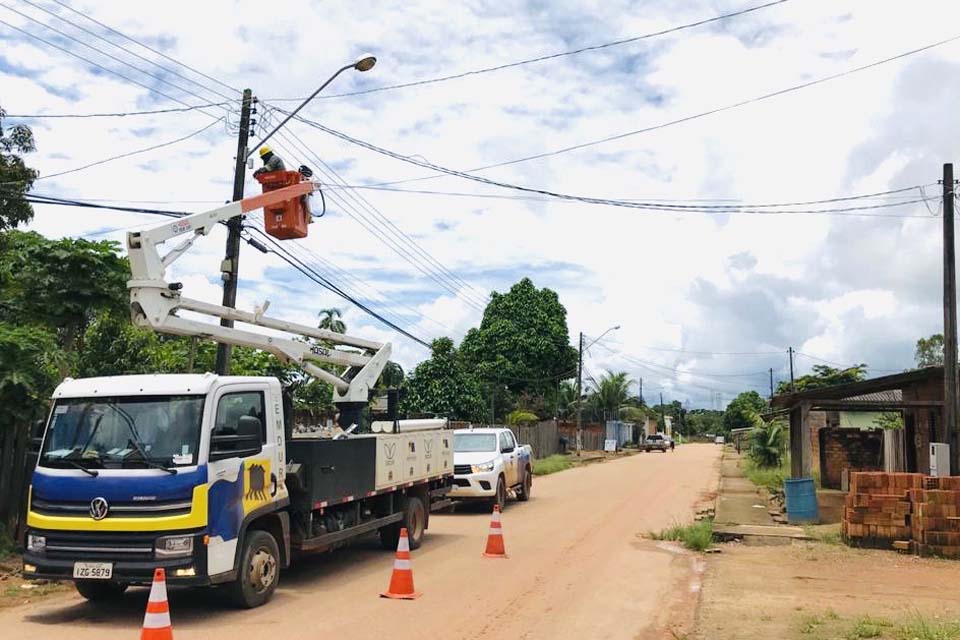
[798,610,960,639]
[533,454,574,476]
[650,519,714,552]
[0,525,15,560]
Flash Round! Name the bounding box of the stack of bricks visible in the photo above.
[910,476,960,559]
[843,472,922,546]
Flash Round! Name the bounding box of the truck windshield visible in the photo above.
[39,395,205,470]
[454,433,497,452]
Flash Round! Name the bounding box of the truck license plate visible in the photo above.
[73,562,113,580]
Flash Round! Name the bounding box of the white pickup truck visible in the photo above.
[450,428,533,510]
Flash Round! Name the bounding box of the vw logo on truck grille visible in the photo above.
[89,497,109,520]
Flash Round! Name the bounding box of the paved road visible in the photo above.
[2,444,721,640]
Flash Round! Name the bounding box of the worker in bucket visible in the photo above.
[253,145,286,177]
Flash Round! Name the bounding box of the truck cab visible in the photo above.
[23,374,289,603]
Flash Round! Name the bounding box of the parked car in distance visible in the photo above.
[450,428,533,510]
[641,433,670,453]
[714,435,726,445]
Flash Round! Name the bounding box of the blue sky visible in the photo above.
[4,0,960,407]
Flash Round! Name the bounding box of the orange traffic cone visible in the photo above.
[140,568,173,640]
[380,528,421,600]
[483,504,508,558]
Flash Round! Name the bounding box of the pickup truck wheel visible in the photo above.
[490,476,507,512]
[379,495,427,551]
[516,467,532,502]
[228,530,280,609]
[75,580,127,602]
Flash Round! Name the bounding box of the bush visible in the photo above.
[743,456,790,500]
[749,418,786,468]
[650,519,714,552]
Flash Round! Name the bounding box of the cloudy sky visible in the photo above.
[3,0,959,408]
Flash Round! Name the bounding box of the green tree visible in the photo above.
[775,364,868,395]
[459,278,578,396]
[78,314,159,377]
[0,231,128,353]
[722,390,766,434]
[686,409,724,436]
[915,334,944,367]
[0,324,63,425]
[0,107,38,230]
[401,337,486,421]
[749,417,786,468]
[587,370,632,422]
[506,409,539,426]
[317,307,346,334]
[378,361,404,389]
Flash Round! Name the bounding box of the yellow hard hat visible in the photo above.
[259,146,272,158]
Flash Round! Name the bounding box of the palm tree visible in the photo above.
[317,308,346,334]
[588,370,633,422]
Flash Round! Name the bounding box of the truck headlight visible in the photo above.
[471,461,495,473]
[155,535,194,559]
[26,534,46,553]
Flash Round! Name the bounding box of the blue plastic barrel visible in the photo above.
[784,477,819,524]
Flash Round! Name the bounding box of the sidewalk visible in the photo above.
[714,448,776,526]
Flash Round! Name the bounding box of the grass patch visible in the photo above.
[742,456,791,498]
[533,454,574,476]
[847,616,893,638]
[804,523,843,545]
[895,614,960,640]
[650,519,714,552]
[796,611,960,640]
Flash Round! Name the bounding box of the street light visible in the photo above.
[576,324,620,456]
[246,55,377,160]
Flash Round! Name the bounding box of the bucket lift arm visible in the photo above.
[126,182,391,410]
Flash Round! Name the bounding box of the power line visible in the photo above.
[284,115,941,218]
[47,0,240,96]
[12,191,187,216]
[5,102,232,119]
[267,0,790,101]
[344,33,960,182]
[35,117,223,180]
[0,6,230,122]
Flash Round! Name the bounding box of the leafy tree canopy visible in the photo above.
[402,337,486,421]
[722,390,767,434]
[915,333,944,368]
[0,107,38,230]
[460,278,578,395]
[0,323,63,426]
[775,364,867,395]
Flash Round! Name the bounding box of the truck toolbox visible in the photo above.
[286,437,377,507]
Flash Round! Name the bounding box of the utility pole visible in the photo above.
[769,368,774,399]
[942,163,958,471]
[659,392,666,434]
[215,88,254,375]
[576,332,584,456]
[788,347,796,392]
[638,376,643,406]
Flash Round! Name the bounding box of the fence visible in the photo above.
[516,420,559,459]
[0,420,38,540]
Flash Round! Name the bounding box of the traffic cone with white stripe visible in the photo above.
[140,568,173,640]
[483,504,508,558]
[380,528,421,600]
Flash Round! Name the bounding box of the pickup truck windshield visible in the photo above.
[39,395,205,469]
[454,433,497,452]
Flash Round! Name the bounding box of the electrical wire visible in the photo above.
[267,0,790,101]
[285,115,942,218]
[5,102,233,119]
[35,117,223,180]
[330,34,960,182]
[18,0,237,102]
[0,7,230,122]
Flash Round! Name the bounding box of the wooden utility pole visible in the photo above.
[659,392,666,433]
[576,332,584,456]
[769,367,774,399]
[638,376,643,406]
[943,163,958,472]
[788,347,796,392]
[215,88,254,375]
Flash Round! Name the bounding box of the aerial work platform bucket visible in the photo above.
[255,170,311,239]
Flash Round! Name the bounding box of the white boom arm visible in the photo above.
[126,182,391,404]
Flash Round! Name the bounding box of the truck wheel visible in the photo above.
[516,467,532,502]
[228,530,280,609]
[75,581,127,602]
[489,476,507,512]
[379,495,427,551]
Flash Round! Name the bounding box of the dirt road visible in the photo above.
[2,444,720,640]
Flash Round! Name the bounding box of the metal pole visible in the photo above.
[943,163,958,471]
[659,392,666,434]
[638,376,643,406]
[215,88,253,375]
[788,347,796,392]
[769,368,774,399]
[576,332,584,456]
